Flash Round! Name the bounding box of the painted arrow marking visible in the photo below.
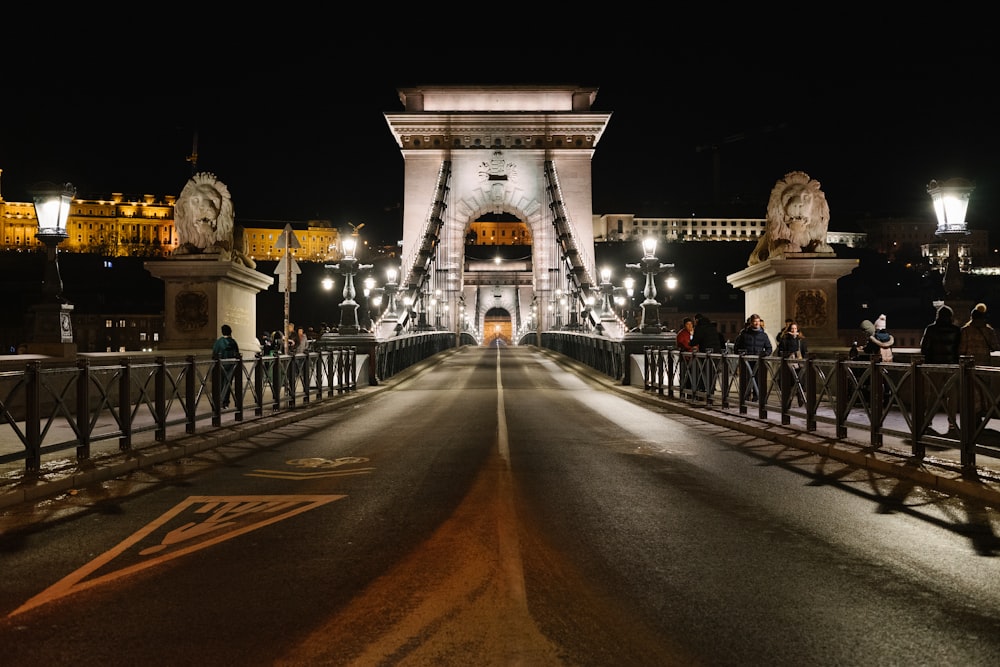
[9,495,344,618]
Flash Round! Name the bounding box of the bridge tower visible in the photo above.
[384,85,611,340]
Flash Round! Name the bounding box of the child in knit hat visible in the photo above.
[864,314,894,361]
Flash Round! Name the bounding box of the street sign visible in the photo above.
[274,255,301,293]
[274,224,301,249]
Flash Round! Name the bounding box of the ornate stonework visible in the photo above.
[173,172,255,268]
[748,171,834,266]
[794,288,829,328]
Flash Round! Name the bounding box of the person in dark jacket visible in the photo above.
[690,314,723,397]
[734,314,772,402]
[691,313,723,353]
[776,320,808,406]
[735,314,773,356]
[921,304,961,434]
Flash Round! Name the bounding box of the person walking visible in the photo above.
[676,316,698,396]
[920,305,961,435]
[211,324,240,408]
[776,320,808,407]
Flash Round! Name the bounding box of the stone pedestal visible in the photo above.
[145,257,274,354]
[727,255,859,348]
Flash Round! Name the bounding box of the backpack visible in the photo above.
[218,336,239,360]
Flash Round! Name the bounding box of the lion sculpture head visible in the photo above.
[173,172,254,268]
[748,171,834,266]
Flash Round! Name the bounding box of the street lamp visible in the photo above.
[28,181,76,355]
[625,236,673,334]
[927,178,974,297]
[383,267,400,317]
[598,267,614,317]
[326,236,373,335]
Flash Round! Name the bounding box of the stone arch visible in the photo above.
[484,306,513,347]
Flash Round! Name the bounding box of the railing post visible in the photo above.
[666,350,676,399]
[349,347,357,391]
[737,353,748,414]
[155,356,167,442]
[233,354,244,422]
[272,355,283,412]
[301,351,312,405]
[780,354,792,425]
[186,355,197,434]
[911,354,926,459]
[958,356,977,473]
[835,356,849,439]
[119,358,132,452]
[254,356,265,417]
[24,361,41,473]
[870,357,884,448]
[720,351,731,409]
[77,358,92,459]
[805,355,816,432]
[657,348,665,396]
[212,357,223,427]
[757,351,768,420]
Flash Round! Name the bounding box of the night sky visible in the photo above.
[2,41,996,246]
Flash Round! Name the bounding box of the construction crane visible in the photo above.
[185,130,199,174]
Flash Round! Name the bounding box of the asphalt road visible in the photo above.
[1,347,999,666]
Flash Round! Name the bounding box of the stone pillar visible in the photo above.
[145,257,274,354]
[727,255,859,349]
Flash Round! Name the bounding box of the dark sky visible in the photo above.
[2,41,996,246]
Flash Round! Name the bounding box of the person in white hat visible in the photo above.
[863,314,894,362]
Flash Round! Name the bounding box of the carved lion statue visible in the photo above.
[748,171,834,266]
[173,172,254,268]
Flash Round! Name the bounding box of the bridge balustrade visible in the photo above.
[641,347,1000,473]
[0,348,358,474]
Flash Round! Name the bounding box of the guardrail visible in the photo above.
[0,331,469,477]
[0,348,358,474]
[642,347,1000,473]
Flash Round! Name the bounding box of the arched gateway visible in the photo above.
[384,85,611,342]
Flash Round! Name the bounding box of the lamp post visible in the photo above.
[598,267,614,317]
[326,236,372,335]
[28,182,77,355]
[927,178,974,297]
[383,267,400,317]
[625,236,673,334]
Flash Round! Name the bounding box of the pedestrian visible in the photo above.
[959,302,1000,424]
[286,322,298,354]
[676,316,698,396]
[677,317,697,352]
[691,313,723,397]
[864,314,894,362]
[734,314,773,356]
[734,314,772,402]
[259,331,273,357]
[776,320,808,406]
[211,324,240,408]
[920,304,961,435]
[959,303,1000,365]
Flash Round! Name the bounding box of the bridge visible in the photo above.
[5,84,998,510]
[2,337,1000,511]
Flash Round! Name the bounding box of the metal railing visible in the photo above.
[0,347,358,474]
[642,347,1000,473]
